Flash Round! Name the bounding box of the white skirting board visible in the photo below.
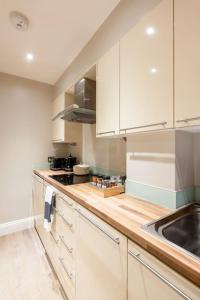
[0,217,34,237]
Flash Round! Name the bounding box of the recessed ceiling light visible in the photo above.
[150,68,157,74]
[26,53,34,62]
[146,26,156,36]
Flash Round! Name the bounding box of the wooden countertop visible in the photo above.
[34,170,200,287]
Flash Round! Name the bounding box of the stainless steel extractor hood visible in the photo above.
[53,78,96,124]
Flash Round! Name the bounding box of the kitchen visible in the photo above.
[0,0,200,299]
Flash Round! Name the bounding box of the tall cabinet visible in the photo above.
[96,44,120,136]
[175,0,200,127]
[120,0,173,133]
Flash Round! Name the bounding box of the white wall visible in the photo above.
[0,73,55,223]
[175,131,194,190]
[126,131,176,190]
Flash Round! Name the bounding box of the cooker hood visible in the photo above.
[54,78,96,124]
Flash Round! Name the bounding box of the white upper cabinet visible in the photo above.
[52,93,82,143]
[175,0,200,127]
[96,43,120,136]
[52,93,67,119]
[120,0,173,133]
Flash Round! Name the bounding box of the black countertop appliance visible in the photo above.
[49,154,76,171]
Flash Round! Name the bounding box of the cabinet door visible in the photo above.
[175,0,200,127]
[76,206,127,300]
[52,93,66,119]
[128,244,146,300]
[128,240,200,300]
[32,175,43,220]
[96,43,120,136]
[52,119,65,142]
[120,0,173,133]
[52,93,82,143]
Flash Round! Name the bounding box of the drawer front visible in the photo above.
[58,244,75,300]
[59,230,75,264]
[51,211,62,241]
[58,194,75,219]
[47,233,60,263]
[60,238,75,269]
[60,216,75,254]
[56,195,63,212]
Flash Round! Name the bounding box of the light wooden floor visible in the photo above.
[0,229,65,300]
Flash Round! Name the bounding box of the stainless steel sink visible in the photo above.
[145,203,200,260]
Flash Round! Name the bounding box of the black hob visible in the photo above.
[49,173,91,186]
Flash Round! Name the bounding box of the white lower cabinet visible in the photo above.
[34,179,199,300]
[128,240,200,300]
[75,205,127,300]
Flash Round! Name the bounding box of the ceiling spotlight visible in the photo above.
[146,26,156,36]
[26,53,34,62]
[150,68,157,74]
[10,11,29,32]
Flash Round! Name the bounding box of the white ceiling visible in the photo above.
[0,0,119,84]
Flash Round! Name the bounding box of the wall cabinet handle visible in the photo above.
[97,130,115,135]
[76,208,120,245]
[60,213,73,229]
[59,257,73,280]
[59,235,73,254]
[176,116,200,123]
[124,122,167,132]
[128,250,191,300]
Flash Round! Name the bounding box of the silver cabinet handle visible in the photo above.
[128,250,191,300]
[59,257,73,280]
[124,122,167,132]
[97,130,115,135]
[77,208,120,245]
[59,235,73,254]
[59,213,73,229]
[60,196,73,207]
[176,116,200,123]
[50,231,59,243]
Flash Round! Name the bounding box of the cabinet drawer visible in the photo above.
[60,216,75,253]
[58,194,75,216]
[50,211,62,242]
[55,195,63,212]
[60,238,75,268]
[58,248,75,300]
[59,230,75,263]
[47,233,60,262]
